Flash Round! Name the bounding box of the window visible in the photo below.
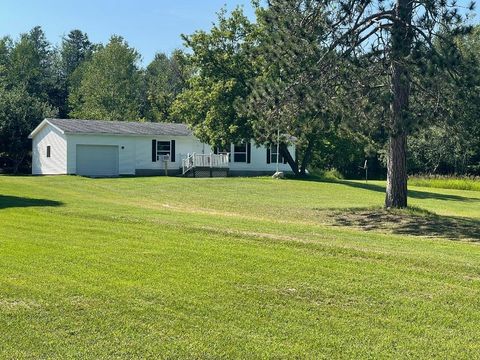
[233,143,247,162]
[267,144,286,164]
[46,146,51,158]
[157,141,171,160]
[270,144,278,163]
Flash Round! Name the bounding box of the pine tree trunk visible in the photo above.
[386,61,409,208]
[385,133,407,208]
[385,0,412,208]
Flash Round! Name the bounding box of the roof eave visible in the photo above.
[63,132,193,137]
[28,119,66,139]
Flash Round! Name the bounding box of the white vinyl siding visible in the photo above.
[31,123,295,175]
[65,135,204,175]
[32,124,67,175]
[226,141,293,172]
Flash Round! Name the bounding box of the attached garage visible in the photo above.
[76,145,119,177]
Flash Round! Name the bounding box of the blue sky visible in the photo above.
[2,1,477,66]
[0,0,254,65]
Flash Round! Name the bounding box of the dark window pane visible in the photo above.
[234,153,246,162]
[234,144,246,153]
[46,146,51,158]
[157,141,171,160]
[157,141,170,151]
[270,144,278,163]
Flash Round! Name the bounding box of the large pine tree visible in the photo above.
[324,0,474,207]
[251,0,473,207]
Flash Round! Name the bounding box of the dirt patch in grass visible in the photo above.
[326,207,480,242]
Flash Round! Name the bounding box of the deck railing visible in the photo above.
[182,153,229,175]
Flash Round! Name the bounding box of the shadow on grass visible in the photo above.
[328,207,480,242]
[340,180,480,202]
[288,175,480,203]
[0,195,63,210]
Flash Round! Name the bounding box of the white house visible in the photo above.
[28,118,295,177]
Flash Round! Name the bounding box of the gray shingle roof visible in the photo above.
[47,118,193,136]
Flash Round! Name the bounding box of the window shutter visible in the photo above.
[266,146,271,164]
[247,142,251,163]
[213,147,218,154]
[152,140,157,162]
[283,147,288,164]
[170,140,176,162]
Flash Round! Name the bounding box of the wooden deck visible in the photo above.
[182,153,229,178]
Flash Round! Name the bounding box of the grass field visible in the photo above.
[409,175,480,191]
[1,175,480,359]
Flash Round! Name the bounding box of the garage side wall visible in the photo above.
[66,135,136,175]
[32,125,67,174]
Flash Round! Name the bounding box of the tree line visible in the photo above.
[1,0,479,208]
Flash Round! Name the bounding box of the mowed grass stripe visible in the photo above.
[3,204,480,279]
[1,176,480,358]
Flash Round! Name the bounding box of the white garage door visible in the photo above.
[76,145,119,177]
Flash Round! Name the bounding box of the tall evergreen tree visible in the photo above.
[7,27,55,102]
[251,0,474,207]
[61,30,94,78]
[59,30,95,117]
[244,1,348,175]
[408,26,480,175]
[323,0,474,207]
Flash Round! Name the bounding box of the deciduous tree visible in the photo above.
[145,50,189,122]
[0,85,55,173]
[171,8,255,146]
[69,36,143,121]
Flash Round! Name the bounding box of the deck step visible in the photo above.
[183,167,228,178]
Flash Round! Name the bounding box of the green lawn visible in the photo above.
[1,176,480,359]
[409,176,480,192]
